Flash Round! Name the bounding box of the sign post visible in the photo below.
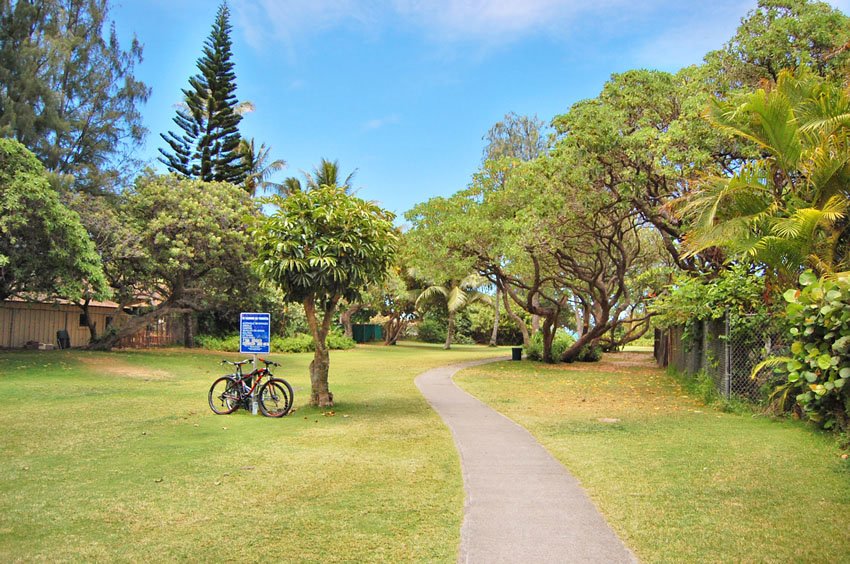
[240,313,271,415]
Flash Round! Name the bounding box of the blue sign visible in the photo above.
[240,312,270,354]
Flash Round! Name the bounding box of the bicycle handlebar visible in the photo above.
[220,358,279,367]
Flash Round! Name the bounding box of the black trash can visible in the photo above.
[511,347,523,361]
[56,330,70,349]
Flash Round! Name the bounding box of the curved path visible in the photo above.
[416,358,636,564]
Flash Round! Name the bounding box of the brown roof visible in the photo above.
[5,296,121,308]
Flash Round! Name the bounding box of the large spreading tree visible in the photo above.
[92,173,257,349]
[0,0,150,192]
[159,2,246,184]
[253,186,398,406]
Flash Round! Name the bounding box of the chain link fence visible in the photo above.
[655,312,788,400]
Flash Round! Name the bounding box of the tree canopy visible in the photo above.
[0,0,150,192]
[0,138,108,301]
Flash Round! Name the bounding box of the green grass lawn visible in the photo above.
[455,352,850,563]
[0,343,506,563]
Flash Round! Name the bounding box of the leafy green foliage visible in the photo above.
[651,264,782,352]
[680,70,850,282]
[525,332,576,362]
[652,265,769,330]
[416,318,447,344]
[768,271,850,429]
[0,139,107,301]
[254,187,397,306]
[238,138,286,197]
[464,301,525,346]
[87,172,259,348]
[573,343,603,363]
[704,0,850,87]
[127,173,257,306]
[195,330,355,353]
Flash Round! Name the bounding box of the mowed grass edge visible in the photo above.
[455,353,850,563]
[0,343,507,563]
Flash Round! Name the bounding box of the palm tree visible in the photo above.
[305,158,357,191]
[416,274,491,349]
[679,70,850,283]
[279,176,303,195]
[280,158,357,196]
[238,138,286,197]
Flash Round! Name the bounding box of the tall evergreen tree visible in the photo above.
[159,2,245,184]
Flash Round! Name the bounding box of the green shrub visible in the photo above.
[574,343,602,363]
[764,271,850,430]
[272,333,314,353]
[525,331,576,362]
[327,330,356,350]
[195,334,240,352]
[197,330,356,354]
[417,318,446,343]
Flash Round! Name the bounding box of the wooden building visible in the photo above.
[0,298,183,349]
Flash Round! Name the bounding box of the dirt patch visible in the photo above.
[544,351,657,373]
[77,355,172,380]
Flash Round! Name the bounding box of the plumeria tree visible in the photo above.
[253,186,398,406]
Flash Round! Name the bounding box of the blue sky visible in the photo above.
[111,0,848,217]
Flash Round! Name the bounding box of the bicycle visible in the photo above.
[208,358,294,417]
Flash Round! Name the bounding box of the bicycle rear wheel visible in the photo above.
[258,378,293,417]
[208,377,240,415]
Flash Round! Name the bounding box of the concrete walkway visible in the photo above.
[415,358,637,564]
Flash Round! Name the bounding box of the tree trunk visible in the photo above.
[309,345,333,406]
[78,298,97,343]
[541,318,556,363]
[303,295,338,407]
[383,315,406,345]
[87,302,179,350]
[340,303,361,339]
[503,290,529,347]
[444,310,455,350]
[574,306,583,339]
[183,312,194,348]
[531,294,541,335]
[489,288,500,347]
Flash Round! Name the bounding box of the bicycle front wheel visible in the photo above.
[208,377,240,415]
[259,378,293,417]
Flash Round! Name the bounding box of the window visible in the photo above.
[79,313,88,327]
[106,316,113,328]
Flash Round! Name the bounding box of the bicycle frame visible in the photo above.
[210,357,292,417]
[222,359,278,402]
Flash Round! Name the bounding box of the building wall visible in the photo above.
[0,301,116,348]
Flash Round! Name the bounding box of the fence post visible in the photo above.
[724,309,732,399]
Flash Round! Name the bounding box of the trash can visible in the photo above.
[56,330,70,349]
[511,347,523,361]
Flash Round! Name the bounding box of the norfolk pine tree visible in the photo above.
[159,2,246,184]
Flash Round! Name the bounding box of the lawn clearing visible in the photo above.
[0,343,505,563]
[455,352,850,563]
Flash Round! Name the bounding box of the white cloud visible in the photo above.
[233,0,645,50]
[363,114,401,130]
[233,0,850,67]
[233,0,377,54]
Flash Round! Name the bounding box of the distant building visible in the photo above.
[0,298,183,349]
